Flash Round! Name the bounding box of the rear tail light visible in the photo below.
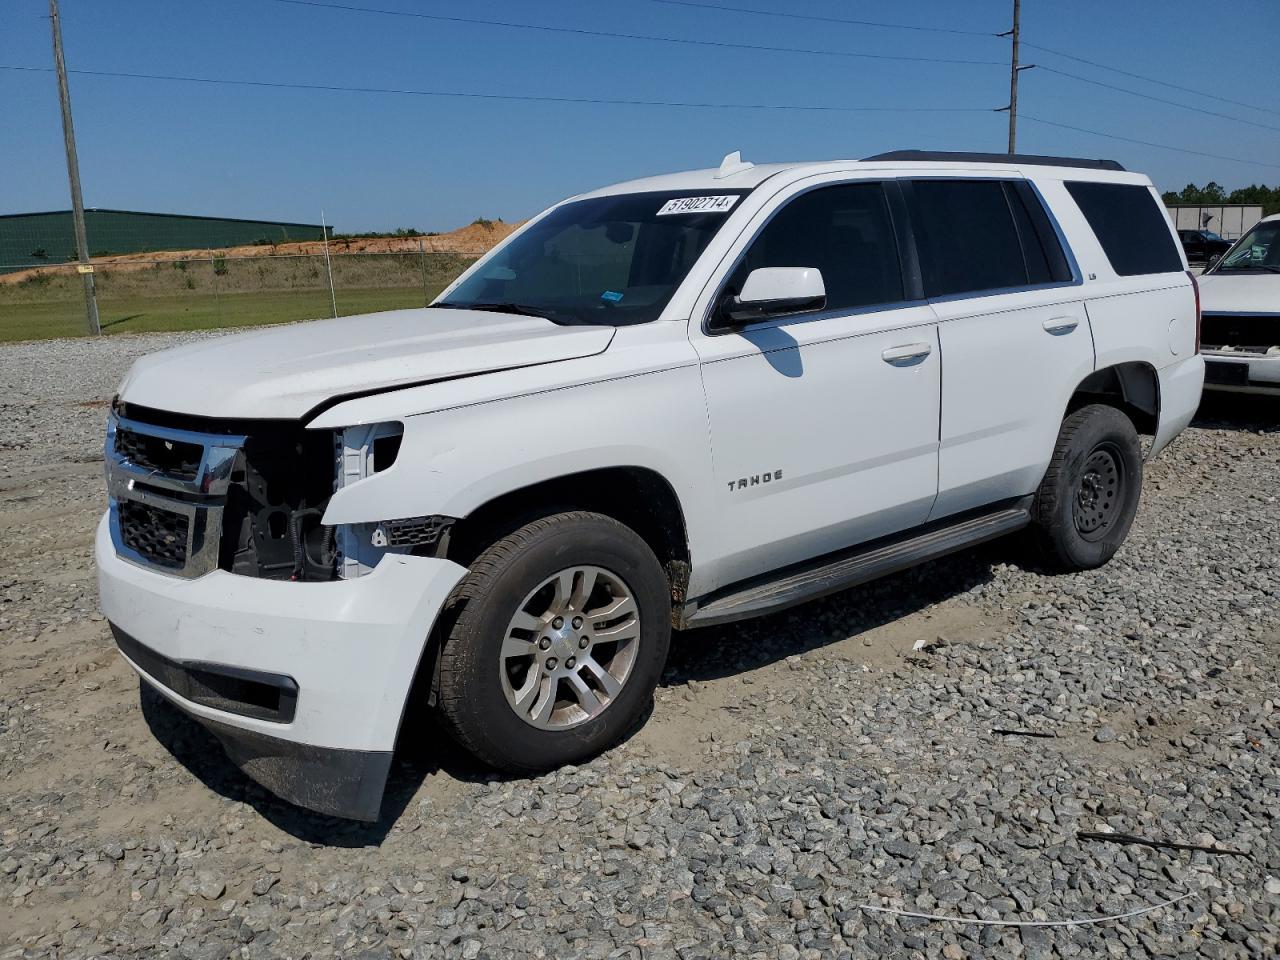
[1187,270,1201,353]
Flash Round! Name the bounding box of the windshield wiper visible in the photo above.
[436,301,559,321]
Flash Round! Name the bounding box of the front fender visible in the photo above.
[319,365,717,574]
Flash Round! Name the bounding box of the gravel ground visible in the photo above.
[1,332,1277,959]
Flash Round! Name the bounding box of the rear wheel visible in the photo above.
[1030,404,1143,571]
[436,512,670,773]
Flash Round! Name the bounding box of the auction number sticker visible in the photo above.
[656,195,739,216]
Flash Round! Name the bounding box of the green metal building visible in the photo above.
[0,209,329,273]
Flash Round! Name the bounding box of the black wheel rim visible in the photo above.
[1072,444,1124,542]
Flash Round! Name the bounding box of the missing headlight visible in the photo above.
[372,432,402,472]
[335,421,407,579]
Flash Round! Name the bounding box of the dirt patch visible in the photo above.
[0,220,523,285]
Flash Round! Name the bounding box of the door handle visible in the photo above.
[881,342,933,365]
[1042,316,1079,335]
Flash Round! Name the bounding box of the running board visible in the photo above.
[681,498,1033,629]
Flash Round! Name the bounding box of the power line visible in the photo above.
[1023,41,1280,118]
[265,0,1003,66]
[1037,65,1280,134]
[13,62,1276,172]
[1020,114,1280,170]
[632,0,1280,127]
[641,0,997,38]
[10,61,1276,171]
[0,63,995,115]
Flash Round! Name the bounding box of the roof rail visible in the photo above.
[862,150,1125,172]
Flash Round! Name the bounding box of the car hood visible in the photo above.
[116,308,616,420]
[1198,273,1280,314]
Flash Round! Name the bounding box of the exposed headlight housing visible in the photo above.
[334,421,403,579]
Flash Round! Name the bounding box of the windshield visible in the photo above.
[1213,220,1280,273]
[437,190,749,325]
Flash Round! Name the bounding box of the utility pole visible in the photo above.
[49,0,100,335]
[998,0,1033,154]
[320,211,338,319]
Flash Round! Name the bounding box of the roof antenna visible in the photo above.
[715,150,754,179]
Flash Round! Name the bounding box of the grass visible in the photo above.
[0,252,473,343]
[0,286,452,342]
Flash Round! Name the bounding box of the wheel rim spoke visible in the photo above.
[502,635,537,659]
[593,619,640,643]
[567,671,604,715]
[508,610,545,635]
[512,673,541,713]
[588,594,636,622]
[580,656,622,699]
[551,570,576,611]
[529,676,558,725]
[571,567,598,611]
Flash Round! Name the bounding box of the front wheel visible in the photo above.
[1029,404,1143,571]
[436,511,671,773]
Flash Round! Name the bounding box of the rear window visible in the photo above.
[1065,181,1183,276]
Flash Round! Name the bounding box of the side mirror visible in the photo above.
[716,267,826,327]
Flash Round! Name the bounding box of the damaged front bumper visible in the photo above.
[96,514,466,821]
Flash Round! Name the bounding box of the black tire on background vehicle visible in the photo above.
[1029,403,1143,571]
[436,511,671,774]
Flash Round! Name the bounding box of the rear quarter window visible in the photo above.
[1065,181,1183,276]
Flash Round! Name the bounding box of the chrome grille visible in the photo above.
[106,413,246,578]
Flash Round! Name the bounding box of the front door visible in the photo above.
[690,180,941,591]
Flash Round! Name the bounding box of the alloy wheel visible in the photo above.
[499,565,641,729]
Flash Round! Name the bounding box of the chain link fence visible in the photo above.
[0,248,476,343]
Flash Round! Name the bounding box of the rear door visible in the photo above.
[902,177,1095,519]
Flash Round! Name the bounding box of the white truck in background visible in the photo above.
[98,150,1204,820]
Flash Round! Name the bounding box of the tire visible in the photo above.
[1029,404,1143,571]
[436,511,671,774]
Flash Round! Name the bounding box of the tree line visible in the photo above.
[1162,182,1280,217]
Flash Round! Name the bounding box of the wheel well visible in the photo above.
[1067,362,1159,435]
[444,466,692,607]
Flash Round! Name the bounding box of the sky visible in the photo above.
[2,0,1278,233]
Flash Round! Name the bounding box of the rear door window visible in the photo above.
[1007,181,1073,285]
[907,180,1030,297]
[1065,181,1183,276]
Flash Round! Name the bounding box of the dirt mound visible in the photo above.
[0,219,522,285]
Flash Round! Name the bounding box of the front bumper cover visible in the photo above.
[119,626,392,820]
[97,514,467,821]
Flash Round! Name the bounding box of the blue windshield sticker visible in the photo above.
[601,290,624,302]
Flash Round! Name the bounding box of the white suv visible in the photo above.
[98,150,1205,820]
[1197,213,1280,394]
